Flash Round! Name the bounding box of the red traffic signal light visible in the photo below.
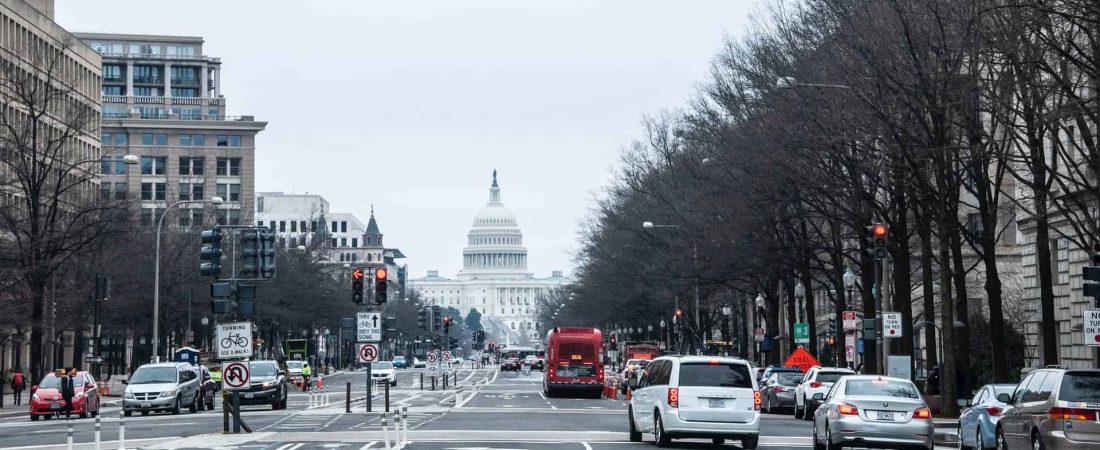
[675,308,683,317]
[872,224,887,237]
[375,267,387,280]
[352,268,364,280]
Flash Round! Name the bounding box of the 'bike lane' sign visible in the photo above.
[216,321,254,359]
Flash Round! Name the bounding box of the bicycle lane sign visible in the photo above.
[216,321,254,359]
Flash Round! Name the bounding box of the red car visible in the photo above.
[30,371,102,421]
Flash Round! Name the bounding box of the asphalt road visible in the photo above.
[0,367,954,450]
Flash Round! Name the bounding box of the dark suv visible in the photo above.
[235,360,289,410]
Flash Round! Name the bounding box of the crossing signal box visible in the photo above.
[418,307,428,329]
[199,229,223,278]
[1084,243,1100,298]
[374,267,388,304]
[351,268,365,304]
[867,223,889,259]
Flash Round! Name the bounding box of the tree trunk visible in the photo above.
[890,181,914,375]
[981,222,1009,382]
[949,221,973,400]
[917,211,938,386]
[938,214,959,418]
[1034,207,1058,366]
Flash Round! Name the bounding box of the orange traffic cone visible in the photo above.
[316,378,324,390]
[625,387,632,401]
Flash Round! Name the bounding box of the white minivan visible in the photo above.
[627,356,761,448]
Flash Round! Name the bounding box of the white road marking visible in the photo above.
[582,442,593,450]
[357,442,377,449]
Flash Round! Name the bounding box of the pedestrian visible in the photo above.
[10,368,26,405]
[301,362,312,391]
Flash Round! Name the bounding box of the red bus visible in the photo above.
[543,327,604,398]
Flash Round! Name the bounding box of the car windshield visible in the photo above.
[373,362,393,370]
[130,367,177,384]
[817,372,851,383]
[250,363,277,377]
[845,379,921,398]
[679,363,753,388]
[777,373,803,385]
[286,361,303,370]
[1059,372,1100,403]
[393,356,406,362]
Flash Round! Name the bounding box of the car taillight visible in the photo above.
[668,388,679,408]
[984,406,1003,417]
[754,391,762,410]
[1049,407,1098,421]
[838,403,858,415]
[810,382,823,389]
[774,387,785,392]
[914,407,932,419]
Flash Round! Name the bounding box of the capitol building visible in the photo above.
[409,172,570,343]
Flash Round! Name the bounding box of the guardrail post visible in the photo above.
[346,382,352,413]
[94,415,102,450]
[66,421,74,450]
[380,412,392,450]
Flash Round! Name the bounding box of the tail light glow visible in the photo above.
[984,406,1003,417]
[838,403,859,415]
[668,388,679,408]
[754,391,762,410]
[774,387,785,392]
[810,382,823,388]
[1049,407,1097,421]
[914,407,932,419]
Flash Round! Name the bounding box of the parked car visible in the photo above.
[626,356,760,448]
[501,358,521,371]
[811,375,933,450]
[958,383,1016,450]
[761,371,805,414]
[122,362,203,416]
[392,356,409,369]
[995,368,1100,450]
[794,366,855,420]
[524,355,545,371]
[196,366,218,410]
[371,362,398,386]
[237,360,288,410]
[29,370,102,421]
[759,365,803,384]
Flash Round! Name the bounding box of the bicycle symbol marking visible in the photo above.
[220,333,249,349]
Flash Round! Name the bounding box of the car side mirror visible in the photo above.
[966,399,973,407]
[812,393,825,401]
[997,393,1011,403]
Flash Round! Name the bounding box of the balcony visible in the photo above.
[133,76,161,84]
[171,77,199,85]
[102,96,225,106]
[96,52,222,64]
[102,111,258,122]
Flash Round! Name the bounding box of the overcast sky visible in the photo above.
[57,0,761,279]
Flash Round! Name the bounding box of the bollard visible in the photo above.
[95,415,102,450]
[346,382,352,413]
[402,405,409,443]
[222,391,230,433]
[385,379,390,412]
[66,421,73,450]
[393,408,402,446]
[431,375,436,391]
[420,372,424,391]
[324,385,330,406]
[117,409,126,450]
[443,373,448,389]
[380,412,392,450]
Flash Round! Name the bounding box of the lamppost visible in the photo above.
[200,317,209,350]
[721,304,732,356]
[755,294,765,365]
[642,221,700,332]
[794,282,805,323]
[843,267,857,309]
[647,324,653,341]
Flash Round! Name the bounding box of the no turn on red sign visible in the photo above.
[1084,309,1100,346]
[883,312,903,338]
[358,343,380,363]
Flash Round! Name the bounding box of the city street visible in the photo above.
[0,367,958,450]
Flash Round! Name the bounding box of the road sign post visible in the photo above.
[222,361,250,390]
[842,311,859,331]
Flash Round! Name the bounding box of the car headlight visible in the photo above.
[31,394,40,401]
[124,390,134,399]
[262,380,278,389]
[160,389,178,397]
[76,391,86,398]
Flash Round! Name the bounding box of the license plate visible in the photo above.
[140,402,151,408]
[876,411,896,421]
[244,393,254,399]
[708,399,726,408]
[50,403,61,410]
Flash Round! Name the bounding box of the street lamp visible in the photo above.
[794,281,806,323]
[200,317,209,349]
[842,267,857,309]
[151,195,224,363]
[721,304,732,356]
[775,76,852,90]
[647,324,653,341]
[755,294,765,365]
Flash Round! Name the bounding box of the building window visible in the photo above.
[140,156,166,175]
[341,221,347,233]
[133,86,162,97]
[102,85,123,95]
[179,157,204,175]
[257,220,264,227]
[178,183,203,201]
[103,65,122,81]
[132,65,161,83]
[331,238,338,248]
[171,88,198,97]
[129,43,160,55]
[178,208,203,227]
[140,208,164,226]
[279,221,286,232]
[170,67,197,85]
[113,134,128,146]
[141,182,166,201]
[99,182,127,201]
[193,134,206,146]
[257,198,265,213]
[166,45,195,56]
[180,135,191,146]
[331,221,338,232]
[352,238,358,248]
[300,221,306,231]
[340,238,347,247]
[216,158,241,176]
[217,135,242,147]
[216,183,241,202]
[141,134,168,146]
[290,221,297,232]
[228,209,240,225]
[100,156,128,175]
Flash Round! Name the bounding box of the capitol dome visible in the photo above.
[457,171,532,280]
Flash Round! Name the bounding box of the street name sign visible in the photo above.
[1084,309,1100,346]
[357,312,382,342]
[222,361,250,390]
[216,322,253,359]
[794,323,809,344]
[842,311,859,331]
[357,343,380,363]
[883,312,902,338]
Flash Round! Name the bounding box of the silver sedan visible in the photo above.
[812,375,934,450]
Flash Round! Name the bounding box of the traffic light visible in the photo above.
[827,317,837,334]
[374,267,388,304]
[239,229,260,278]
[443,316,452,335]
[1084,242,1100,298]
[867,223,889,259]
[351,268,365,304]
[199,229,223,278]
[418,307,428,329]
[432,305,442,332]
[259,228,277,279]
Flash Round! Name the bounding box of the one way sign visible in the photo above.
[357,311,382,342]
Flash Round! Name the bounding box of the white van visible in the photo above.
[627,356,761,448]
